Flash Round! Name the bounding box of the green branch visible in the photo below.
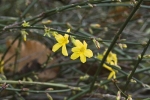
[123,38,150,92]
[90,0,144,92]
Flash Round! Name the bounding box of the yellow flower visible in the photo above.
[21,30,28,41]
[21,21,30,41]
[43,26,51,37]
[97,50,120,79]
[71,40,93,63]
[52,34,69,56]
[127,95,132,100]
[22,21,30,27]
[42,20,52,25]
[93,38,100,49]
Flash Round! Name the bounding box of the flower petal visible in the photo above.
[55,34,64,43]
[64,34,69,44]
[97,53,103,60]
[66,29,70,33]
[103,64,113,71]
[83,41,87,49]
[113,73,116,79]
[71,53,80,60]
[84,49,93,58]
[75,40,83,47]
[52,43,62,52]
[108,71,115,79]
[62,45,68,56]
[108,72,114,79]
[72,47,80,52]
[80,54,86,63]
[64,34,69,39]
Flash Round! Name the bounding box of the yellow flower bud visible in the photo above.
[21,30,28,41]
[127,95,132,100]
[116,91,121,100]
[90,23,101,28]
[88,3,93,8]
[42,20,52,24]
[22,21,30,27]
[44,26,51,37]
[122,44,127,48]
[118,43,127,49]
[93,39,100,49]
[70,36,76,46]
[46,93,53,100]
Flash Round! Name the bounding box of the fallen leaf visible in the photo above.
[0,39,59,81]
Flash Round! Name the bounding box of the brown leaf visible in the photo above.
[1,39,59,81]
[108,7,141,23]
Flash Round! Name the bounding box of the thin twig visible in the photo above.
[90,0,143,92]
[123,38,150,92]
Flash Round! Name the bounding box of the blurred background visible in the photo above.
[0,0,150,100]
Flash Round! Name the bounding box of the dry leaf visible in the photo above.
[108,7,141,23]
[0,39,59,81]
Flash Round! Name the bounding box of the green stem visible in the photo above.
[100,67,150,86]
[95,58,144,85]
[20,0,38,19]
[68,87,90,100]
[90,0,143,91]
[2,87,71,93]
[113,80,127,98]
[4,26,145,46]
[0,34,21,61]
[123,38,150,92]
[4,0,119,30]
[13,37,22,75]
[0,80,80,89]
[9,85,25,100]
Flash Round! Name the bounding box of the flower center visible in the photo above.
[62,38,68,44]
[80,47,85,53]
